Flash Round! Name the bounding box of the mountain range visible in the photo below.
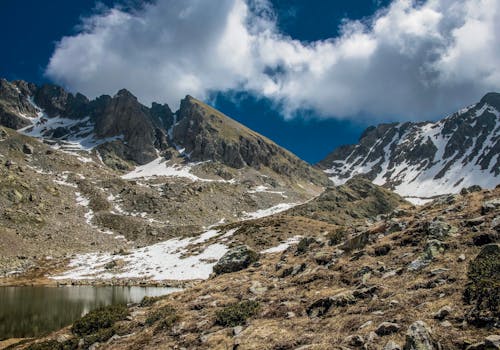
[320,93,500,202]
[0,78,499,349]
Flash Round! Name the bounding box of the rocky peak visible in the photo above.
[0,79,38,129]
[320,92,500,202]
[479,92,500,108]
[172,96,329,185]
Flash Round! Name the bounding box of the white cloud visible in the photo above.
[46,0,500,121]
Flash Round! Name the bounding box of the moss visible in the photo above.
[71,304,128,337]
[215,300,260,327]
[463,244,500,325]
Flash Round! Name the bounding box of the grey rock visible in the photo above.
[482,199,500,215]
[384,341,402,350]
[213,245,259,275]
[345,334,364,347]
[433,305,452,320]
[22,143,34,154]
[403,321,440,350]
[485,335,500,349]
[408,240,446,271]
[233,325,243,336]
[423,219,453,238]
[492,216,500,232]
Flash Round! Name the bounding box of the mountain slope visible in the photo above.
[319,92,500,202]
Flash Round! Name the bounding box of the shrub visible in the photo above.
[145,305,178,334]
[72,304,128,336]
[295,237,316,255]
[215,300,260,327]
[26,339,78,350]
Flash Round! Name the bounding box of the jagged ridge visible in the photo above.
[319,93,500,201]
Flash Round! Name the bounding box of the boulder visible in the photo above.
[423,219,453,238]
[403,321,440,350]
[345,334,364,347]
[375,322,401,336]
[433,306,452,320]
[384,341,402,350]
[213,245,259,275]
[22,143,34,154]
[482,199,500,215]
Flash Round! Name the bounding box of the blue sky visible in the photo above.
[1,0,499,162]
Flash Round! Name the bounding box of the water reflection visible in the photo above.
[0,286,179,340]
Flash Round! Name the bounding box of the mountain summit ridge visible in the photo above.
[319,92,500,202]
[0,78,328,186]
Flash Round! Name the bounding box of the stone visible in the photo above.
[466,217,486,227]
[472,233,497,246]
[485,335,500,349]
[345,334,364,347]
[233,326,243,336]
[408,240,446,271]
[384,341,402,350]
[307,292,356,317]
[213,245,259,275]
[374,244,392,256]
[457,254,466,262]
[22,143,34,154]
[353,285,378,299]
[313,251,332,265]
[375,322,401,336]
[482,199,500,215]
[423,219,453,238]
[249,281,267,295]
[403,321,439,350]
[492,217,500,232]
[433,305,452,320]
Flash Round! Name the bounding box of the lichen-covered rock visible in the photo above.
[213,245,259,275]
[403,321,440,350]
[463,244,500,327]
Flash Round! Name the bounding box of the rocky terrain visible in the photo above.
[6,184,499,349]
[319,93,500,203]
[0,78,329,279]
[0,78,499,349]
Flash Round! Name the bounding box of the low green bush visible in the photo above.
[72,304,128,337]
[215,300,260,327]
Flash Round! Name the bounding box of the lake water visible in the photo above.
[0,285,179,340]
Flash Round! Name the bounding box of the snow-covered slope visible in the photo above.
[319,93,500,203]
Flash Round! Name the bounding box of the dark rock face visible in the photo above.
[319,92,500,197]
[0,79,328,185]
[172,96,329,185]
[213,245,259,275]
[0,79,38,129]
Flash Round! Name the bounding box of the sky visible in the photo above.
[1,0,499,163]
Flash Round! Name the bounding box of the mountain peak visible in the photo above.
[320,93,500,202]
[115,88,137,100]
[480,92,500,108]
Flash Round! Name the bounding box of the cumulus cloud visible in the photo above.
[46,0,500,120]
